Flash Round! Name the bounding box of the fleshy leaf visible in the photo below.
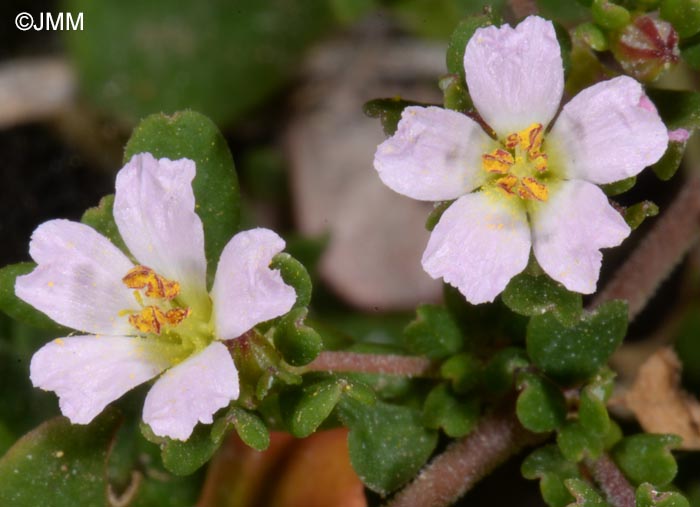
[527,301,628,383]
[564,478,610,506]
[273,307,323,367]
[211,406,269,452]
[422,383,479,438]
[600,176,636,196]
[636,483,690,507]
[482,347,530,396]
[0,409,121,506]
[156,423,222,476]
[439,74,473,112]
[363,98,429,136]
[80,194,130,255]
[270,253,312,309]
[522,445,581,507]
[516,371,567,433]
[659,0,700,38]
[611,434,682,487]
[440,353,482,394]
[337,399,438,495]
[502,272,583,326]
[0,263,68,332]
[446,14,495,85]
[652,141,686,181]
[647,89,700,130]
[286,378,345,438]
[404,304,463,359]
[591,0,630,30]
[123,111,240,284]
[624,201,659,230]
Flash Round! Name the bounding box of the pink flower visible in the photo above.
[15,153,296,440]
[374,16,668,304]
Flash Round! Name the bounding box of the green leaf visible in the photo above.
[158,423,222,476]
[211,406,269,451]
[522,445,581,507]
[624,201,659,230]
[652,140,686,181]
[273,307,323,367]
[404,304,463,359]
[574,22,609,51]
[338,399,438,495]
[482,347,529,396]
[440,352,481,394]
[64,0,335,125]
[516,372,567,433]
[502,272,583,326]
[611,434,681,487]
[660,0,700,38]
[591,0,631,30]
[124,111,240,284]
[600,176,636,196]
[439,74,473,112]
[270,253,312,309]
[422,383,479,438]
[647,89,700,130]
[0,263,68,332]
[564,478,610,506]
[446,14,495,84]
[0,410,121,506]
[363,98,429,136]
[527,301,628,384]
[81,194,129,254]
[287,379,345,438]
[636,483,690,507]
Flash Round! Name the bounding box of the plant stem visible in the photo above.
[385,406,544,507]
[303,351,434,377]
[592,175,700,320]
[585,454,635,507]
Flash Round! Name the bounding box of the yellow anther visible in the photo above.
[123,266,180,300]
[532,153,548,172]
[496,174,518,195]
[482,149,515,174]
[127,305,190,335]
[519,177,549,201]
[521,123,544,157]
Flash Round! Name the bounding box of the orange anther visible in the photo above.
[482,149,515,174]
[123,266,180,300]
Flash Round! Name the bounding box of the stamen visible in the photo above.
[127,305,191,334]
[123,266,180,300]
[496,175,518,195]
[519,177,549,201]
[482,149,515,174]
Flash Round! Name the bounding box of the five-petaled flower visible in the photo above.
[374,16,669,304]
[15,153,297,440]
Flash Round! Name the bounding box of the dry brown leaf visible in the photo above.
[624,347,700,449]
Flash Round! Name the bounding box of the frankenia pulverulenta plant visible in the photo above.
[374,16,669,304]
[14,153,298,440]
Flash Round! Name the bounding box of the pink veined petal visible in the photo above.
[142,341,239,441]
[464,16,564,138]
[15,219,135,335]
[374,106,492,201]
[532,180,630,294]
[30,335,170,424]
[422,192,531,304]
[211,228,296,340]
[113,153,207,302]
[549,76,669,184]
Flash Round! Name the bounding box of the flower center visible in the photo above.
[481,123,549,202]
[121,266,213,363]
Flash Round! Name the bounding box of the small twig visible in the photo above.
[385,406,544,507]
[592,175,700,320]
[304,351,434,377]
[585,454,636,507]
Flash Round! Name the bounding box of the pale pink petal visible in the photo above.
[374,106,492,201]
[142,341,238,440]
[114,153,207,301]
[668,128,690,143]
[30,335,169,424]
[211,228,296,340]
[464,16,564,137]
[422,192,531,304]
[532,180,630,294]
[16,219,135,335]
[549,76,668,184]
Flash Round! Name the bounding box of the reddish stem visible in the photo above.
[585,454,635,507]
[304,351,435,377]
